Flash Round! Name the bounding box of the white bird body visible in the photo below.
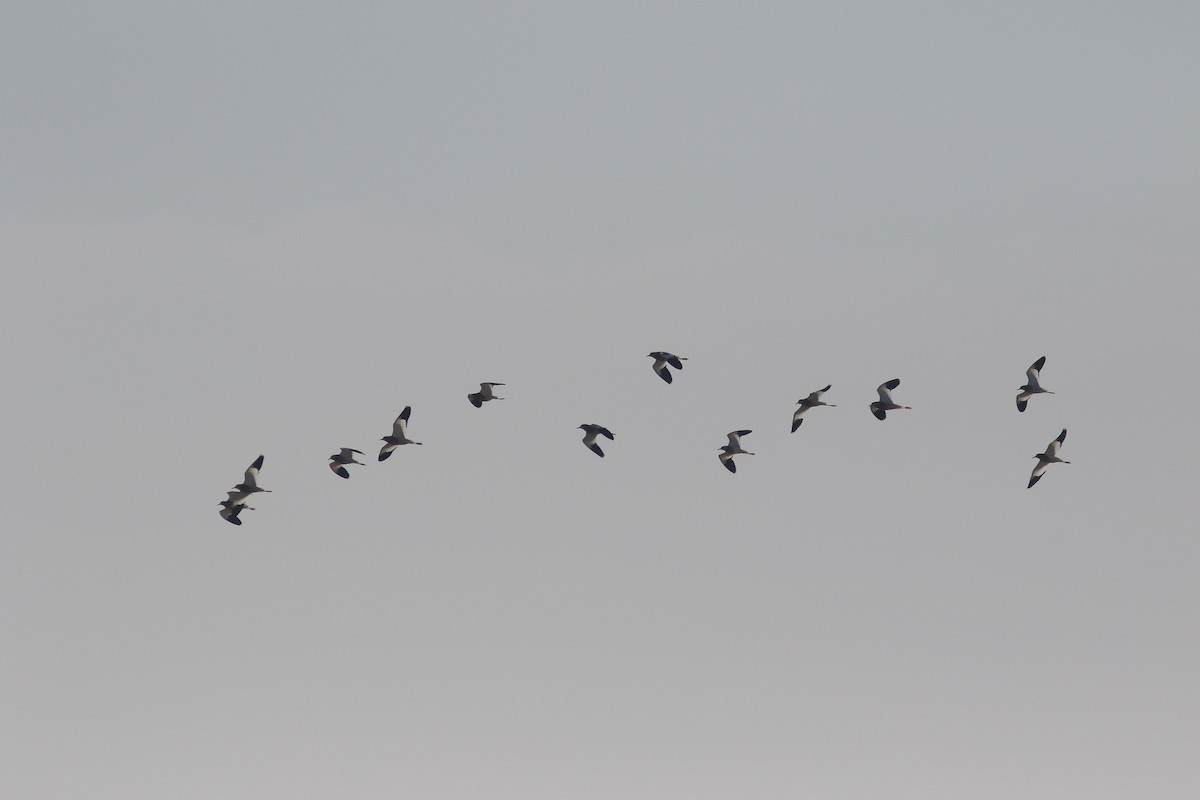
[468,382,505,408]
[1016,356,1053,412]
[792,384,835,432]
[647,351,687,384]
[718,429,754,473]
[329,447,365,478]
[379,407,422,460]
[870,379,910,420]
[578,423,614,457]
[1028,428,1070,488]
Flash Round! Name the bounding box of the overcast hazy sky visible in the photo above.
[3,2,1199,798]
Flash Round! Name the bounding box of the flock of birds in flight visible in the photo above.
[217,353,1069,525]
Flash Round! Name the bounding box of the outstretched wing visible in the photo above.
[1028,462,1047,488]
[803,384,832,404]
[1026,356,1046,387]
[727,430,751,447]
[392,409,410,437]
[242,454,264,489]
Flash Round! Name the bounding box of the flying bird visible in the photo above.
[792,384,835,432]
[468,382,505,408]
[647,352,687,384]
[231,455,270,496]
[329,448,365,478]
[1016,356,1053,412]
[218,492,254,526]
[379,407,422,460]
[718,430,755,473]
[577,424,614,457]
[870,379,910,421]
[1028,428,1069,488]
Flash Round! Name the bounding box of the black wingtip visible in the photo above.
[821,384,832,392]
[656,367,672,384]
[723,458,736,473]
[791,418,802,433]
[1033,356,1046,370]
[1016,399,1027,412]
[588,442,605,457]
[885,378,900,390]
[468,394,483,408]
[872,407,887,421]
[335,467,350,479]
[251,455,264,469]
[1028,475,1041,488]
[400,406,411,421]
[1057,429,1067,443]
[378,451,391,462]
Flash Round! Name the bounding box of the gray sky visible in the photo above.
[3,2,1198,798]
